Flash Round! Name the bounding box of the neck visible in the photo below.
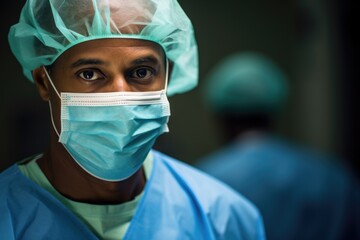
[38,130,146,205]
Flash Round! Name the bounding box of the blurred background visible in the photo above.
[0,0,357,178]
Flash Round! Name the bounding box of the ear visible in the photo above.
[32,66,50,101]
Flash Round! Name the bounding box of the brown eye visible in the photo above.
[127,66,157,84]
[130,67,154,80]
[79,70,104,81]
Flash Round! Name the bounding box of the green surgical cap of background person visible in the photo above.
[8,0,198,96]
[203,52,289,114]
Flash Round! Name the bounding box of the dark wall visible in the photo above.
[1,0,357,177]
[0,2,49,171]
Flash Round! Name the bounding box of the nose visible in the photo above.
[105,75,132,92]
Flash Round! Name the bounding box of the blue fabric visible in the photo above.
[57,90,170,181]
[0,164,97,239]
[0,150,265,239]
[196,137,360,240]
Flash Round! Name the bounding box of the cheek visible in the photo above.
[158,78,167,90]
[50,65,79,92]
[147,76,166,91]
[159,70,167,89]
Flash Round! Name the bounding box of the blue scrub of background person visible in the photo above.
[195,52,360,240]
[0,1,266,239]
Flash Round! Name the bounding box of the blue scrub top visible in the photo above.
[0,150,265,240]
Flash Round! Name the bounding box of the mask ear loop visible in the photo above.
[42,66,61,137]
[43,66,61,98]
[164,58,169,93]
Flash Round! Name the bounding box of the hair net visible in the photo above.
[8,0,198,96]
[203,52,289,114]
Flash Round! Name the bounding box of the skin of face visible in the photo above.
[31,38,167,204]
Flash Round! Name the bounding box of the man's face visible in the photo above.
[40,38,167,134]
[47,38,167,93]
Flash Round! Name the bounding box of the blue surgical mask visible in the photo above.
[44,68,170,181]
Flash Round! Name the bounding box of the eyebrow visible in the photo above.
[70,55,162,68]
[70,58,105,68]
[131,56,161,65]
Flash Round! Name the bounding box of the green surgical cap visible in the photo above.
[8,0,198,96]
[204,52,288,113]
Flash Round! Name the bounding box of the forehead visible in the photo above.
[53,38,165,66]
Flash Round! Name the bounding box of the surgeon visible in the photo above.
[196,52,360,240]
[0,0,266,239]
